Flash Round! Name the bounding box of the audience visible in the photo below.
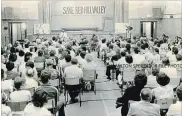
[1,92,12,116]
[10,77,31,102]
[1,69,13,92]
[152,72,174,100]
[1,33,182,116]
[116,72,147,116]
[36,71,65,116]
[127,88,160,116]
[41,59,59,79]
[24,68,38,89]
[64,58,83,103]
[145,68,160,88]
[24,89,52,116]
[167,84,182,116]
[6,62,19,80]
[34,50,45,77]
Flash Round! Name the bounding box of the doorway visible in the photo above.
[9,22,27,44]
[140,21,157,38]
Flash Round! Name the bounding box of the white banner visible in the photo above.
[51,1,113,16]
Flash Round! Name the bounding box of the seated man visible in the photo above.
[41,59,59,80]
[10,77,31,102]
[64,58,83,103]
[36,71,65,116]
[127,88,160,116]
[167,84,182,116]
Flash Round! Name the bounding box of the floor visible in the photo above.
[59,52,121,116]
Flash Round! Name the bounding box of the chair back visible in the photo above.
[7,101,28,112]
[44,98,56,109]
[34,62,44,69]
[50,79,60,87]
[24,87,35,96]
[83,69,96,81]
[155,99,174,109]
[122,67,136,82]
[65,77,80,85]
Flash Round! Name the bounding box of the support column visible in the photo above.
[114,0,129,23]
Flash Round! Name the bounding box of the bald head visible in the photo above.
[140,88,152,101]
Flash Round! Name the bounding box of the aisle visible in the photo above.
[61,52,121,116]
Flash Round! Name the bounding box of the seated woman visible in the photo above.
[10,77,31,102]
[1,92,12,116]
[116,72,147,116]
[82,54,97,91]
[152,72,174,100]
[24,89,52,116]
[24,68,38,89]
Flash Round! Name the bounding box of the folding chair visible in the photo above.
[120,67,136,95]
[34,62,44,77]
[49,78,61,91]
[7,101,28,115]
[64,77,82,107]
[44,98,57,116]
[83,69,96,95]
[155,99,175,116]
[24,87,35,96]
[34,62,44,69]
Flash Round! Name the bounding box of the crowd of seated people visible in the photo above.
[1,35,99,115]
[1,33,182,116]
[96,35,182,116]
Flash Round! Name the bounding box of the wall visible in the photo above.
[50,1,114,31]
[128,1,182,38]
[1,1,43,46]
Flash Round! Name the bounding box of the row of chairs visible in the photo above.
[110,66,182,95]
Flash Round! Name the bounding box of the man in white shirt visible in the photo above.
[127,88,160,116]
[167,84,182,116]
[64,58,83,103]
